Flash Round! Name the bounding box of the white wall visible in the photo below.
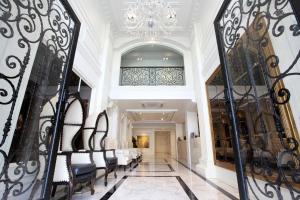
[170,130,177,159]
[122,58,184,67]
[121,49,184,67]
[177,140,187,164]
[95,26,114,112]
[107,105,120,146]
[119,113,128,149]
[175,123,185,139]
[175,123,186,162]
[69,0,113,114]
[185,112,199,166]
[190,137,201,165]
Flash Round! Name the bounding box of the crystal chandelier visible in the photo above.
[124,0,177,39]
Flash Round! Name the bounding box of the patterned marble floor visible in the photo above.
[54,156,239,200]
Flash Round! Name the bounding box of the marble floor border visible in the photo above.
[129,163,139,171]
[175,159,238,200]
[135,163,174,172]
[99,175,198,200]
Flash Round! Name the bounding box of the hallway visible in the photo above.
[1,0,300,199]
[64,155,239,200]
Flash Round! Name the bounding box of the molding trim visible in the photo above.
[76,42,102,75]
[114,38,190,53]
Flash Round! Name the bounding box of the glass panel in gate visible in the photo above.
[215,0,300,199]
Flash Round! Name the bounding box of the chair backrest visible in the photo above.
[38,96,57,180]
[83,110,108,151]
[61,93,85,151]
[83,113,97,150]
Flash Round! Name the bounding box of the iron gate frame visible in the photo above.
[214,0,300,199]
[41,1,81,199]
[0,0,80,199]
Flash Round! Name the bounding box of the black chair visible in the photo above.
[51,93,96,199]
[83,110,118,186]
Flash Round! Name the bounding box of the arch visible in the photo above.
[116,38,188,56]
[121,44,183,58]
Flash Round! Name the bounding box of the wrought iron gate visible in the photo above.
[0,0,80,199]
[214,0,300,199]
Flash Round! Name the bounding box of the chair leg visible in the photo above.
[123,165,126,171]
[114,168,117,178]
[90,176,96,195]
[67,182,74,200]
[51,184,57,197]
[104,169,108,186]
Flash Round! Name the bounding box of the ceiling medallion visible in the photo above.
[124,0,177,40]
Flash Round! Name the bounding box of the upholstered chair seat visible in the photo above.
[72,163,96,176]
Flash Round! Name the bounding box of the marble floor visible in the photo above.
[54,156,239,200]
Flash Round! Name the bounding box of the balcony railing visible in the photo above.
[119,66,185,86]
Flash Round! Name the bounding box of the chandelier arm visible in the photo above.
[124,0,177,39]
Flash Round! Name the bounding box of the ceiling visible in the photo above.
[128,111,176,122]
[115,99,197,123]
[98,0,202,38]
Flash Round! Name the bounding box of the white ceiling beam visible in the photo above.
[126,109,178,113]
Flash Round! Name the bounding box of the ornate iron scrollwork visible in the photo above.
[0,0,78,199]
[120,67,185,86]
[215,0,300,199]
